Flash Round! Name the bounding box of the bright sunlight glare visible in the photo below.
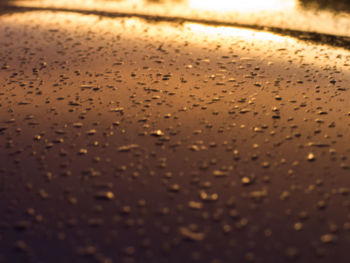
[188,0,296,12]
[186,23,289,43]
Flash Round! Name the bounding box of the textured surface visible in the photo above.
[1,8,350,263]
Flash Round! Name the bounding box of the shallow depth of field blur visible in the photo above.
[1,0,350,263]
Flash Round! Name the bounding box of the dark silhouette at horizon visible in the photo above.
[0,0,12,6]
[299,0,350,12]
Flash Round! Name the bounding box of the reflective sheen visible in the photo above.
[186,23,288,43]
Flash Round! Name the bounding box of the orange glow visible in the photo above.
[186,23,289,43]
[188,0,296,12]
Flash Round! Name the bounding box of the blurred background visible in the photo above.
[1,0,350,12]
[1,0,350,40]
[299,0,350,11]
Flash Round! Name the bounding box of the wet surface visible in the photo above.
[1,2,350,263]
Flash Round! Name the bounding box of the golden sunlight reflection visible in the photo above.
[186,23,289,43]
[188,0,296,12]
[12,0,350,38]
